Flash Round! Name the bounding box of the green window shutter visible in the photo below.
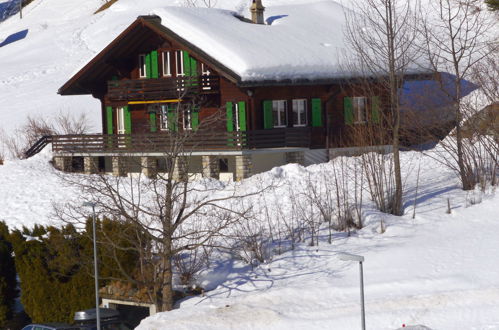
[190,56,198,76]
[311,98,323,127]
[150,50,159,78]
[106,106,113,134]
[238,101,247,131]
[344,97,354,125]
[183,51,191,76]
[226,102,234,132]
[124,106,132,133]
[192,107,200,130]
[167,105,178,131]
[150,112,157,132]
[371,96,380,124]
[145,53,152,79]
[263,100,273,129]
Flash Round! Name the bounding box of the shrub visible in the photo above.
[9,219,139,323]
[0,222,18,327]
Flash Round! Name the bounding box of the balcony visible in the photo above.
[107,75,220,101]
[51,128,326,155]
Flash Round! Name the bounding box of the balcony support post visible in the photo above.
[53,156,72,172]
[235,155,252,181]
[202,155,220,180]
[112,156,128,177]
[84,156,99,174]
[285,151,305,166]
[141,157,157,178]
[173,156,188,181]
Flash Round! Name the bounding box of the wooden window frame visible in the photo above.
[116,107,126,134]
[272,100,288,128]
[138,54,147,78]
[353,96,367,124]
[183,106,192,130]
[175,50,184,77]
[292,99,307,127]
[162,51,172,77]
[159,105,169,131]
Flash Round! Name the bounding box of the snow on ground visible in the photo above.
[1,144,498,329]
[135,152,499,330]
[1,0,498,328]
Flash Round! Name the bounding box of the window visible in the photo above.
[175,50,184,76]
[116,107,126,134]
[233,102,241,131]
[160,105,169,131]
[353,97,367,123]
[139,54,146,78]
[292,99,307,127]
[162,51,171,77]
[183,107,192,130]
[272,100,287,128]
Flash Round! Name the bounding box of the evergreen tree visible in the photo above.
[9,225,95,323]
[485,0,499,11]
[9,220,140,323]
[0,222,18,327]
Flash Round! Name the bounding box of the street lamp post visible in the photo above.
[338,252,366,330]
[83,202,100,330]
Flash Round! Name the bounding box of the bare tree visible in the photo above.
[344,0,421,215]
[54,103,269,312]
[420,0,498,190]
[1,111,91,160]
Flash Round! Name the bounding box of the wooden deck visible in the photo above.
[107,75,220,101]
[51,128,326,155]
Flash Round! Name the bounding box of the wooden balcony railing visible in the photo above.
[107,75,220,101]
[51,128,325,155]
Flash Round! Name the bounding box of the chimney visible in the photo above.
[250,0,265,24]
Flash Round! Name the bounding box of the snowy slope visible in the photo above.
[0,0,336,136]
[1,146,498,329]
[138,197,499,329]
[1,1,499,329]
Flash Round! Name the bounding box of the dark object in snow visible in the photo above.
[0,0,21,22]
[0,29,28,48]
[266,14,288,25]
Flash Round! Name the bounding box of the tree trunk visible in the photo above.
[160,236,174,312]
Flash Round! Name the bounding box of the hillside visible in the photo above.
[1,0,498,329]
[0,0,331,137]
[1,145,498,329]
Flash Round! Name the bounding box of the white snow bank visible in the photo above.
[137,191,499,330]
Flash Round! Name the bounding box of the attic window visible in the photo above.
[139,54,147,78]
[175,51,184,77]
[162,51,171,77]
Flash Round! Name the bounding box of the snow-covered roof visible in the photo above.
[151,1,371,83]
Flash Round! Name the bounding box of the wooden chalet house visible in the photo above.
[52,1,398,180]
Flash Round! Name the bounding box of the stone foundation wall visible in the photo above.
[202,155,220,179]
[235,155,252,181]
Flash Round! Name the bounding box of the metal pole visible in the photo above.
[91,205,101,330]
[359,261,366,330]
[19,0,22,19]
